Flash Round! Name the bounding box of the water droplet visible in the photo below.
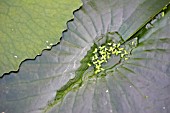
[50,43,53,46]
[5,90,8,94]
[14,55,18,58]
[46,41,48,43]
[70,73,74,79]
[104,101,107,105]
[145,96,149,99]
[47,46,50,49]
[145,23,153,29]
[129,86,132,88]
[110,110,112,113]
[106,90,109,93]
[11,28,14,31]
[163,107,165,109]
[80,84,84,88]
[151,19,157,24]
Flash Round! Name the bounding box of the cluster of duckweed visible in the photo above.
[88,42,129,74]
[145,6,166,29]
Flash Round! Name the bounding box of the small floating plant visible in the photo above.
[88,41,130,74]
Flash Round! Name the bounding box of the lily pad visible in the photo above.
[0,0,81,76]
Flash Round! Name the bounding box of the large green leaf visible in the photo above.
[0,0,81,76]
[0,0,170,113]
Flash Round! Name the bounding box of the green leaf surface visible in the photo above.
[0,0,81,76]
[0,0,170,113]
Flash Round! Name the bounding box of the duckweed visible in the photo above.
[88,42,129,74]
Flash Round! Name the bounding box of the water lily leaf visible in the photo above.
[47,8,170,113]
[0,0,81,76]
[0,0,170,113]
